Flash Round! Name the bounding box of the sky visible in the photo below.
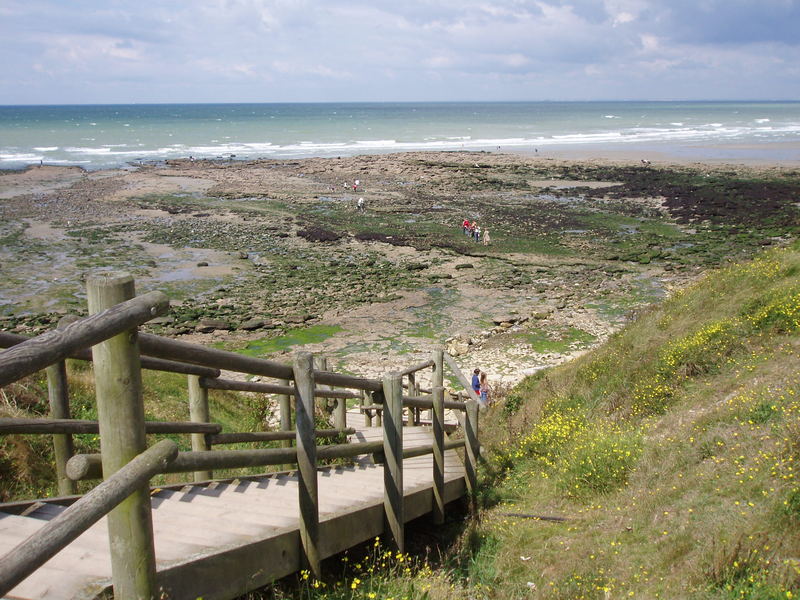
[1,0,799,104]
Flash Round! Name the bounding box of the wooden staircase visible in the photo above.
[1,428,466,600]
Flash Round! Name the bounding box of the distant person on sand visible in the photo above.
[353,179,360,191]
[479,371,490,406]
[463,218,470,235]
[472,368,481,398]
[357,197,365,212]
[474,224,481,242]
[483,228,491,246]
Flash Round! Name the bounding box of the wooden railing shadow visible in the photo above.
[0,272,482,599]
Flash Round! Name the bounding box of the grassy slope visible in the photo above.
[468,241,800,599]
[252,246,799,600]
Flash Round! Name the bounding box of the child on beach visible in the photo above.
[479,371,490,406]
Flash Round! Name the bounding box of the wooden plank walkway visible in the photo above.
[0,427,466,600]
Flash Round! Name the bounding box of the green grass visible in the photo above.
[463,241,800,599]
[512,327,597,354]
[242,325,344,356]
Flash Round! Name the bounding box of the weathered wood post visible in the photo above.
[278,378,293,471]
[293,352,320,577]
[432,386,445,525]
[432,347,444,424]
[46,358,76,496]
[333,385,346,432]
[86,272,157,600]
[432,347,444,389]
[188,374,212,482]
[362,389,372,427]
[406,371,416,426]
[382,372,404,552]
[464,398,479,509]
[47,316,78,496]
[414,380,422,425]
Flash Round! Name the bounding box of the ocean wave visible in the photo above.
[3,119,800,169]
[0,152,43,161]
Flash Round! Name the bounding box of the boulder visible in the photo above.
[196,318,232,333]
[491,315,518,326]
[239,318,265,331]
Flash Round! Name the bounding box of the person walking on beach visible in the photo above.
[472,368,481,399]
[463,218,470,235]
[357,197,365,212]
[474,224,481,242]
[483,228,491,246]
[479,371,491,406]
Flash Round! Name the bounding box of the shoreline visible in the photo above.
[2,141,799,184]
[2,150,798,389]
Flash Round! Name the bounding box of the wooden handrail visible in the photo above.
[67,440,385,481]
[402,395,467,411]
[200,376,361,400]
[396,359,435,377]
[0,291,169,387]
[0,331,220,378]
[138,333,383,392]
[402,438,465,459]
[0,439,178,598]
[209,428,355,445]
[0,418,222,435]
[443,352,482,404]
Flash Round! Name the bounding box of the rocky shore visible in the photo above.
[1,152,798,389]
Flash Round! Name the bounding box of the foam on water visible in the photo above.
[1,101,799,169]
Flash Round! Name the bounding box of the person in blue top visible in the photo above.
[472,368,481,398]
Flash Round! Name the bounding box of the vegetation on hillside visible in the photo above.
[268,241,800,599]
[0,364,278,501]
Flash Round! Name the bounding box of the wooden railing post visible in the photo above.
[406,371,415,426]
[293,352,320,577]
[46,360,76,496]
[464,398,479,509]
[362,390,372,427]
[432,386,445,525]
[382,372,404,552]
[432,347,444,389]
[188,374,212,482]
[278,378,293,471]
[414,380,422,425]
[86,272,157,600]
[333,384,346,432]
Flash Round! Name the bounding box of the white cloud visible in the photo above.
[0,0,798,103]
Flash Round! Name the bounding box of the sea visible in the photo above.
[1,101,799,171]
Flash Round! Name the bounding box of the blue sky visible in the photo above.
[1,0,799,104]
